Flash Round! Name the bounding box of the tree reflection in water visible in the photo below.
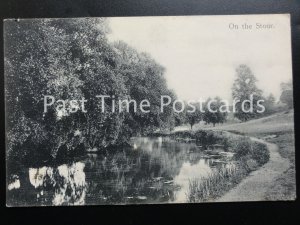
[28,162,86,205]
[7,137,233,206]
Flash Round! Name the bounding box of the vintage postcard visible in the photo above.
[5,14,295,206]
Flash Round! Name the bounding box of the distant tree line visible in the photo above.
[232,64,293,122]
[173,98,228,130]
[280,80,293,109]
[175,64,293,129]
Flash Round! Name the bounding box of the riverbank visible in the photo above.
[160,129,270,202]
[218,137,290,202]
[208,110,296,201]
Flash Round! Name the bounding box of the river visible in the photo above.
[7,137,235,206]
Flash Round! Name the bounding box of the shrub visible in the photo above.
[194,130,227,147]
[194,130,209,144]
[184,131,270,202]
[246,159,259,171]
[230,136,269,165]
[171,130,194,139]
[238,156,259,172]
[250,142,270,166]
[231,137,252,159]
[219,137,231,151]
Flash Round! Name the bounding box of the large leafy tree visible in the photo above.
[5,19,85,164]
[113,41,176,134]
[5,19,125,164]
[232,65,263,121]
[5,18,176,168]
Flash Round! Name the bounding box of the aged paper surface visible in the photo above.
[5,14,295,206]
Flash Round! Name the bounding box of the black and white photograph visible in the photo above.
[4,14,296,207]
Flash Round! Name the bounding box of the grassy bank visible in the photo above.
[262,131,296,200]
[167,130,270,202]
[187,165,246,202]
[207,110,296,200]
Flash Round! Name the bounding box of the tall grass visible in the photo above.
[187,165,247,202]
[186,131,270,202]
[158,129,270,202]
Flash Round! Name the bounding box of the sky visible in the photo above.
[107,14,292,101]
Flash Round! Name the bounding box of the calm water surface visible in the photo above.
[7,137,234,206]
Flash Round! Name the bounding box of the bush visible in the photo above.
[250,142,270,166]
[179,130,270,202]
[219,136,231,151]
[231,137,252,159]
[194,130,208,143]
[171,130,194,139]
[194,130,227,147]
[170,130,270,168]
[246,159,259,171]
[238,156,259,172]
[231,136,269,166]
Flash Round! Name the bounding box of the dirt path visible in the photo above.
[218,137,290,202]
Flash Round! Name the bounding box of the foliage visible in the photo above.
[185,131,269,202]
[202,97,227,126]
[187,165,247,202]
[184,102,202,129]
[280,90,293,109]
[230,136,269,166]
[172,129,269,168]
[250,142,269,166]
[263,94,276,115]
[232,65,263,121]
[230,136,252,158]
[113,41,177,134]
[4,19,176,166]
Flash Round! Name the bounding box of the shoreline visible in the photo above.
[205,110,295,201]
[218,136,291,202]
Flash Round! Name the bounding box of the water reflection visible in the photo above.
[7,137,234,206]
[173,160,212,203]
